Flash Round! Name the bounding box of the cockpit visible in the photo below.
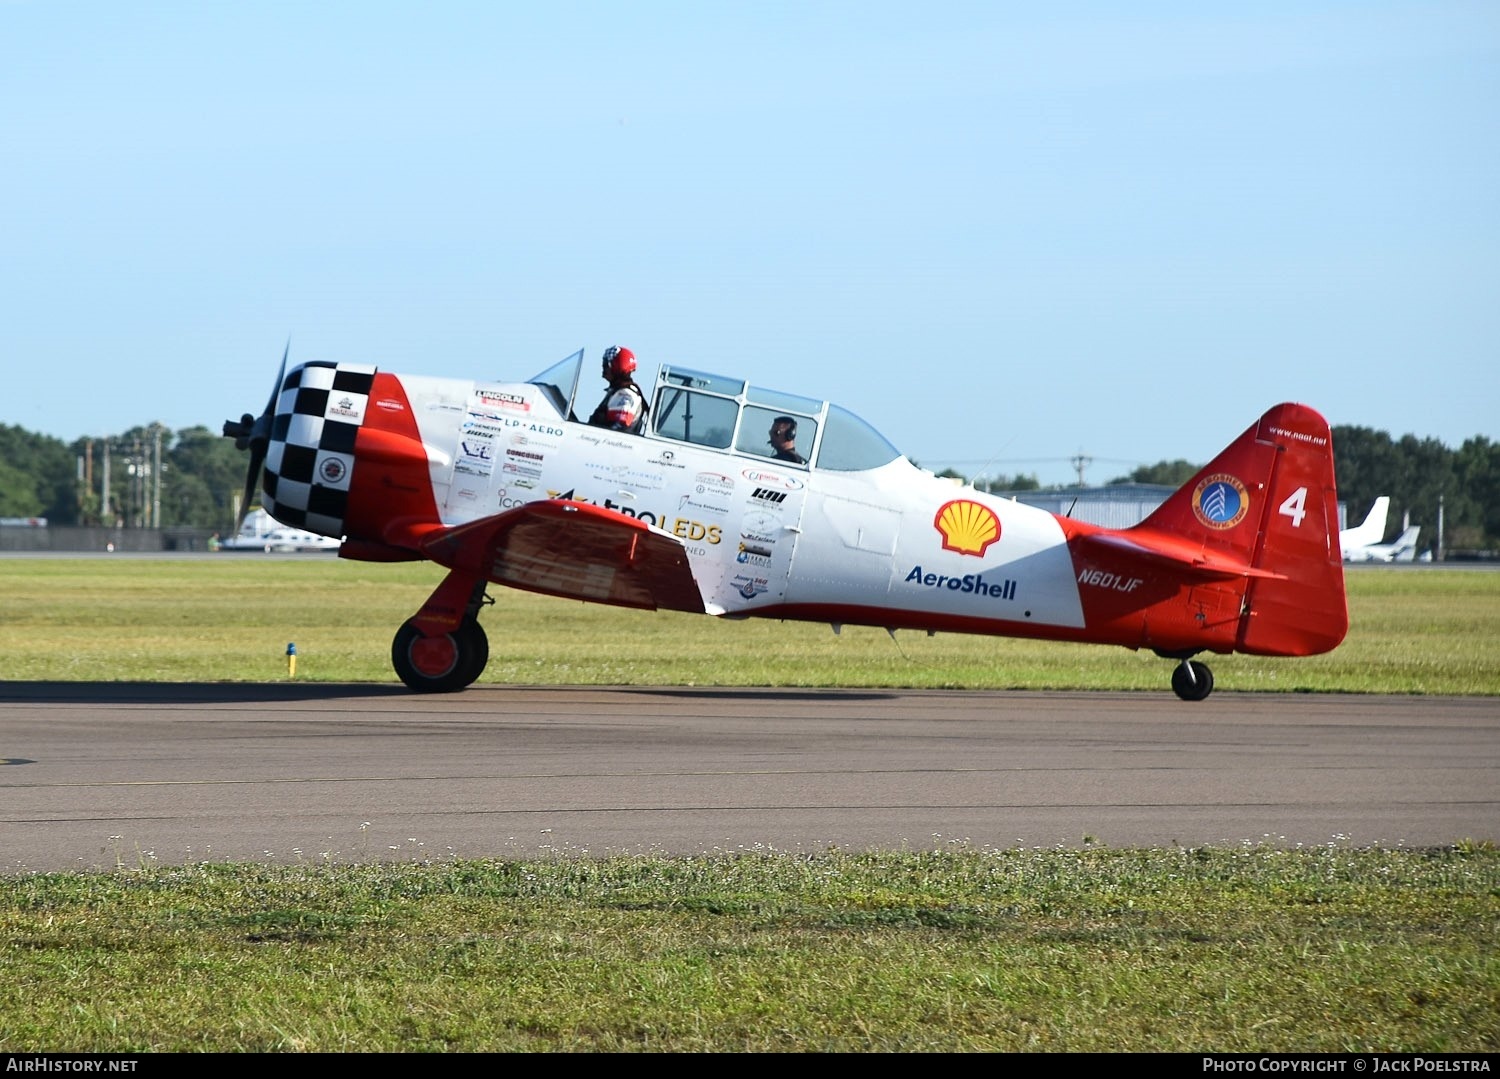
[526,350,902,473]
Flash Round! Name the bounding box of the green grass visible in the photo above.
[2,559,1497,1052]
[1,560,1498,694]
[1,846,1496,1052]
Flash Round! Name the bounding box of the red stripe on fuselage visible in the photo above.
[342,373,443,550]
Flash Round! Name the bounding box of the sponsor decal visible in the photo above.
[934,499,1000,557]
[318,457,348,484]
[1191,473,1249,530]
[679,494,730,516]
[663,516,721,543]
[466,405,561,436]
[512,429,561,449]
[328,395,361,420]
[736,541,773,566]
[1266,424,1328,448]
[651,450,687,470]
[544,489,723,544]
[733,575,770,599]
[375,397,405,412]
[751,487,788,505]
[583,460,665,490]
[475,389,531,411]
[1078,569,1143,593]
[741,467,804,491]
[741,511,780,542]
[694,471,734,494]
[904,565,1017,601]
[461,440,494,462]
[505,448,544,463]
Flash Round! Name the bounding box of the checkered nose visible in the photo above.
[224,351,374,543]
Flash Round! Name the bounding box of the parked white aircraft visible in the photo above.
[1340,496,1390,561]
[219,506,341,553]
[1346,524,1422,564]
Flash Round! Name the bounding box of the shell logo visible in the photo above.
[934,499,1000,556]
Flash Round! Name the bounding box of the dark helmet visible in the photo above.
[602,345,637,380]
[770,415,797,442]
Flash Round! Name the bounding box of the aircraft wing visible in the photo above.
[416,499,708,614]
[1075,530,1287,582]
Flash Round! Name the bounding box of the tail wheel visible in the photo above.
[391,617,489,693]
[1171,659,1215,702]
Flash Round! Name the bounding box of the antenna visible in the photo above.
[966,436,1017,489]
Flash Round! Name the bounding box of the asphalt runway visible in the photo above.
[1,682,1496,874]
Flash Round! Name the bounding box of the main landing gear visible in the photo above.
[391,573,494,692]
[392,615,490,692]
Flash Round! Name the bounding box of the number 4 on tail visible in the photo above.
[1280,487,1308,527]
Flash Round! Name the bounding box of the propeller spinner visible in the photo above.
[222,344,289,535]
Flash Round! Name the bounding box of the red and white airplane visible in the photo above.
[224,346,1348,701]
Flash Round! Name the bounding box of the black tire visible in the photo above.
[391,617,488,693]
[457,617,489,686]
[1171,659,1215,702]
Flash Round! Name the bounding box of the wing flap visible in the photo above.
[417,500,707,614]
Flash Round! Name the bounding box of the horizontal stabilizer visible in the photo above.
[1076,530,1287,581]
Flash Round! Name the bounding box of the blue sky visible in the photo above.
[4,1,1496,487]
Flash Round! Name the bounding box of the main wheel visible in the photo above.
[1170,659,1215,702]
[391,617,489,693]
[456,616,490,686]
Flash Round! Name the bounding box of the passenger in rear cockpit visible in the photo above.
[769,416,806,465]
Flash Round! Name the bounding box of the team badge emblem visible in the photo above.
[1191,473,1249,530]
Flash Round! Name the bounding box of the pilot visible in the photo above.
[769,415,806,464]
[588,346,647,434]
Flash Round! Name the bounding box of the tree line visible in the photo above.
[2,420,1497,555]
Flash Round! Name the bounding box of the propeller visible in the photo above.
[222,342,289,536]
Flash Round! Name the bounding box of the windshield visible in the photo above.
[814,404,901,471]
[526,349,585,420]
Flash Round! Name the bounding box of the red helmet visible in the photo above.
[602,345,636,379]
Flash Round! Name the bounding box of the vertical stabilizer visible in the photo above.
[1134,403,1348,656]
